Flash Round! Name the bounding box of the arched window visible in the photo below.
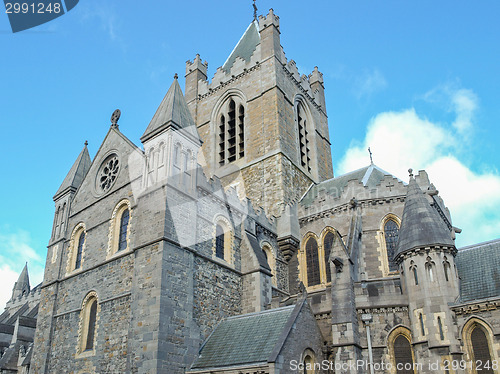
[438,317,445,341]
[85,299,97,350]
[305,237,320,287]
[218,98,245,166]
[419,313,425,337]
[302,349,316,374]
[262,243,277,287]
[215,224,224,259]
[470,326,494,373]
[410,261,418,286]
[425,257,435,282]
[68,223,86,273]
[75,231,85,269]
[118,209,129,251]
[78,292,99,356]
[323,232,334,283]
[384,219,400,272]
[443,257,451,282]
[393,334,415,374]
[296,101,311,173]
[108,200,132,258]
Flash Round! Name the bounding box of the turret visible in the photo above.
[185,54,208,117]
[258,9,282,63]
[396,169,460,369]
[51,141,91,244]
[11,264,30,300]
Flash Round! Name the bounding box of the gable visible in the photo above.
[70,127,142,213]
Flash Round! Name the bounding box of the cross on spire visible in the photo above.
[368,147,373,164]
[253,0,257,20]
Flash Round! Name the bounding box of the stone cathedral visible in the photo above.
[1,8,499,374]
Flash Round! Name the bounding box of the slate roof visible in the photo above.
[222,21,260,73]
[395,174,454,257]
[54,143,91,199]
[141,77,200,143]
[456,238,500,303]
[301,164,399,206]
[190,305,296,370]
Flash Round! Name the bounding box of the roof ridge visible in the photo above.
[226,305,295,320]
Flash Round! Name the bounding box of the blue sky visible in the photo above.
[1,1,499,309]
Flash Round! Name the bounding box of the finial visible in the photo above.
[408,168,414,177]
[174,73,178,80]
[368,147,373,164]
[253,0,257,20]
[111,109,121,128]
[84,140,88,146]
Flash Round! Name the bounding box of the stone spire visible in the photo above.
[221,20,260,73]
[396,169,454,259]
[11,263,30,299]
[141,76,200,143]
[54,142,91,200]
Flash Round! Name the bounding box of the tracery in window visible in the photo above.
[296,101,311,172]
[305,237,320,287]
[384,219,400,272]
[218,97,245,166]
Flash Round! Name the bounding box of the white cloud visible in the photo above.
[353,68,387,98]
[0,228,45,311]
[338,87,500,247]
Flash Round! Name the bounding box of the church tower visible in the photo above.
[395,170,461,372]
[185,9,333,218]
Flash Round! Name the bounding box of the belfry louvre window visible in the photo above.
[471,326,494,373]
[384,219,399,272]
[218,98,244,166]
[296,102,311,172]
[394,335,415,374]
[306,237,320,287]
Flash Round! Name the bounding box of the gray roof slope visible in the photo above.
[54,143,91,199]
[396,174,454,257]
[222,21,260,73]
[301,164,398,206]
[456,238,500,303]
[191,305,295,369]
[141,77,200,143]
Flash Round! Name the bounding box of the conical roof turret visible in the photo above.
[12,263,30,299]
[396,169,454,258]
[54,142,91,200]
[141,75,200,143]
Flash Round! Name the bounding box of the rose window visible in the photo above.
[98,155,120,192]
